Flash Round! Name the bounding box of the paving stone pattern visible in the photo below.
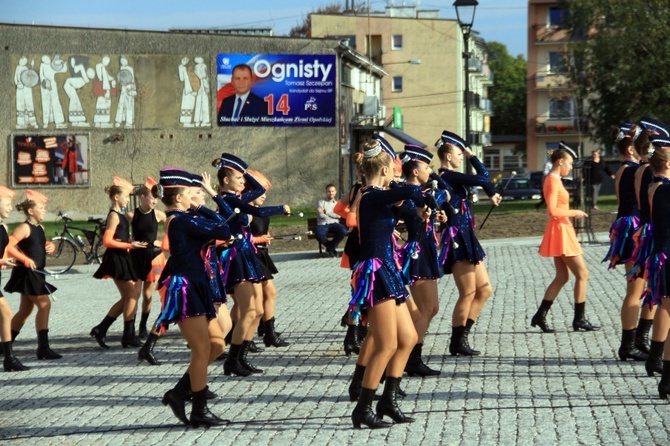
[1,235,669,445]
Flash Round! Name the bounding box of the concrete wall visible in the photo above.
[1,24,341,214]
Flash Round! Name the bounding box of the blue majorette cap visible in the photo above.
[159,168,194,188]
[372,134,396,159]
[558,141,578,160]
[403,144,433,164]
[649,133,670,149]
[188,172,203,187]
[217,153,248,173]
[639,116,670,137]
[615,122,634,142]
[436,130,467,152]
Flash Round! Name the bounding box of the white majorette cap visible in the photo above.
[640,116,670,137]
[403,144,433,164]
[558,141,578,160]
[436,130,467,152]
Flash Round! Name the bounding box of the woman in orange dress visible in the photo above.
[531,144,600,333]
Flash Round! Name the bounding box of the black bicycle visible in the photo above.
[45,211,107,274]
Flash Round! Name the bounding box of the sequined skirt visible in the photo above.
[348,258,409,324]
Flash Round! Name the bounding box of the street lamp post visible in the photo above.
[454,0,478,181]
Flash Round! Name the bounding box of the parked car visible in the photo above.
[529,171,544,189]
[497,178,543,201]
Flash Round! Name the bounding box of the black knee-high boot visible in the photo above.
[635,318,653,354]
[449,326,477,356]
[3,341,29,372]
[11,330,19,342]
[262,317,289,347]
[138,312,150,339]
[645,340,664,377]
[405,343,441,376]
[239,340,263,373]
[90,315,116,349]
[190,386,227,427]
[464,318,481,355]
[36,329,62,360]
[572,302,600,331]
[162,373,190,425]
[224,323,234,345]
[138,333,160,365]
[351,387,391,429]
[618,329,648,361]
[121,319,142,348]
[659,361,670,399]
[223,343,251,377]
[349,363,366,402]
[343,325,360,356]
[531,300,555,333]
[376,376,415,423]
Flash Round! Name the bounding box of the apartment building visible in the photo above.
[312,5,493,161]
[527,0,599,171]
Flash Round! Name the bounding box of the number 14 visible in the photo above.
[264,94,291,115]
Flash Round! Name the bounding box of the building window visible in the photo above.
[548,52,567,73]
[392,76,403,92]
[549,97,573,119]
[392,35,403,50]
[548,6,568,27]
[342,65,352,87]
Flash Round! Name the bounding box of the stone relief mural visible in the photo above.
[11,54,211,130]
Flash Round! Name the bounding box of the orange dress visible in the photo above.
[538,174,582,257]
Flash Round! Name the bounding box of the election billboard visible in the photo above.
[216,54,336,127]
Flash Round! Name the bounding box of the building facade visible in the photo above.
[527,0,599,171]
[1,23,345,213]
[312,5,493,163]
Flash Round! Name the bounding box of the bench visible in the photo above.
[307,217,349,257]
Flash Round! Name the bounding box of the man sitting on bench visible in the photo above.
[315,183,348,258]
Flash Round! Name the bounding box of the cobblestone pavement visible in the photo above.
[1,234,669,445]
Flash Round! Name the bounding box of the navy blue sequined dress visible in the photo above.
[155,208,231,333]
[603,161,640,268]
[219,173,285,292]
[437,157,496,275]
[396,183,447,285]
[642,177,670,307]
[630,163,654,280]
[349,184,424,322]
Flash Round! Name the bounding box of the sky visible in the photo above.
[0,0,528,58]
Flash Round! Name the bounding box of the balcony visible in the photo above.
[468,57,495,84]
[532,117,589,136]
[534,73,573,90]
[533,24,573,44]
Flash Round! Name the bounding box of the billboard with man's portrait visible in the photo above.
[11,134,90,187]
[216,54,336,127]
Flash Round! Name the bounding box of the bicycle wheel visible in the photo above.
[45,237,77,274]
[93,239,107,264]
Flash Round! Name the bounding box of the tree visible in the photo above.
[564,0,670,145]
[288,3,345,38]
[487,42,527,136]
